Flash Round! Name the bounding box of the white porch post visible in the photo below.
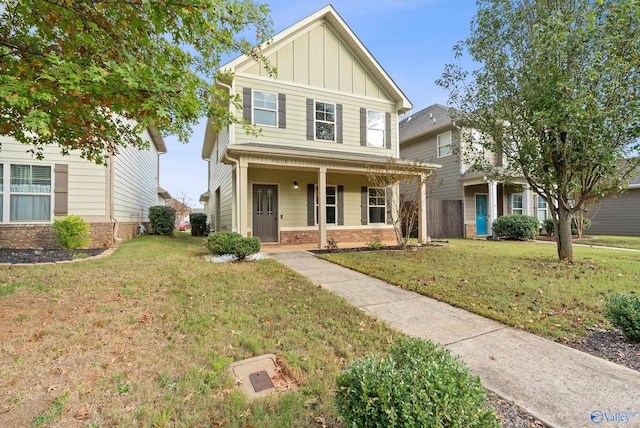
[418,174,428,243]
[318,167,327,249]
[238,163,248,236]
[488,180,498,236]
[523,185,532,216]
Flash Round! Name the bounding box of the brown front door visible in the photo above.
[252,184,278,242]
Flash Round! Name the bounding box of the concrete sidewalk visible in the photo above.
[267,250,640,428]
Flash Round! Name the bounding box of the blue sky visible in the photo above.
[160,0,478,207]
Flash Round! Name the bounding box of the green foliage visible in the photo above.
[437,0,640,261]
[543,218,555,236]
[0,1,273,163]
[53,215,92,250]
[492,214,539,240]
[207,232,242,255]
[149,206,176,236]
[366,240,386,250]
[544,218,589,236]
[335,337,499,428]
[230,237,261,260]
[189,213,208,237]
[605,293,640,342]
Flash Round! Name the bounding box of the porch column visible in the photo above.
[318,167,327,249]
[488,180,498,236]
[418,174,428,243]
[523,186,532,216]
[238,163,248,236]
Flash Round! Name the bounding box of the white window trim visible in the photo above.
[2,162,54,223]
[252,90,278,127]
[366,109,385,148]
[536,196,548,222]
[368,187,386,224]
[315,185,337,225]
[437,130,453,158]
[511,193,524,215]
[314,100,336,142]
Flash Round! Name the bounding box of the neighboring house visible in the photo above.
[587,174,640,236]
[202,5,438,248]
[400,104,548,238]
[0,129,168,249]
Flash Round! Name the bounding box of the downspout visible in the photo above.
[108,159,121,245]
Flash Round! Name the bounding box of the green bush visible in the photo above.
[543,218,555,236]
[53,215,92,250]
[335,337,499,428]
[230,237,261,260]
[492,214,539,240]
[149,206,176,236]
[366,240,386,250]
[605,293,640,342]
[207,232,242,255]
[189,213,208,237]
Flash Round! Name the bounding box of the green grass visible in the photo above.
[575,235,640,250]
[1,235,402,427]
[319,239,640,340]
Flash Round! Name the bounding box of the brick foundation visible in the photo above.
[279,228,396,246]
[0,221,151,249]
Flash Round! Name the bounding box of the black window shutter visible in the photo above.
[336,104,343,144]
[307,183,315,226]
[278,93,286,128]
[386,187,393,224]
[243,87,252,123]
[385,112,392,149]
[54,164,68,216]
[337,185,344,225]
[360,108,367,146]
[361,186,368,225]
[306,99,314,140]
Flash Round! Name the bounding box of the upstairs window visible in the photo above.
[367,110,385,147]
[315,101,336,141]
[437,130,452,158]
[253,91,277,127]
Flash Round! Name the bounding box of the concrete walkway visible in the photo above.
[267,250,640,428]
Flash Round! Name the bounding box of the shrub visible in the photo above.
[230,237,261,260]
[605,293,640,342]
[53,215,92,250]
[543,218,555,236]
[189,213,208,237]
[492,214,539,240]
[335,337,499,428]
[543,218,584,236]
[207,232,242,255]
[366,240,386,250]
[149,206,176,236]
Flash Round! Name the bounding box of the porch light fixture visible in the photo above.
[292,179,299,189]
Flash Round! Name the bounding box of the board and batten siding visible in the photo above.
[400,128,463,200]
[588,189,640,236]
[112,130,160,222]
[0,135,109,222]
[235,75,398,157]
[244,23,389,100]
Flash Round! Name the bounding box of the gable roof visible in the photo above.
[399,104,455,144]
[222,5,412,113]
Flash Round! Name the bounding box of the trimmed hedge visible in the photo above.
[190,213,208,236]
[53,215,92,250]
[492,214,539,240]
[335,337,499,427]
[149,205,176,236]
[231,237,261,260]
[207,232,242,256]
[605,293,640,342]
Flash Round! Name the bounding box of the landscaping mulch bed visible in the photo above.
[566,328,640,372]
[0,248,107,264]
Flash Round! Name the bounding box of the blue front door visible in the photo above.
[476,194,488,235]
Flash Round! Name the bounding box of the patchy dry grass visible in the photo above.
[0,235,400,427]
[575,235,640,250]
[319,239,640,341]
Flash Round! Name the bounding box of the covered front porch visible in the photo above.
[223,144,438,248]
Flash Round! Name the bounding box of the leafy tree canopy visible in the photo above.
[1,0,273,164]
[438,0,640,261]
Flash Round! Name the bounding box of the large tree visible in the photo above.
[437,0,640,261]
[1,0,273,164]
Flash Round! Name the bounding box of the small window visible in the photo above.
[437,131,452,158]
[9,164,52,222]
[315,101,335,141]
[0,164,3,222]
[315,186,336,224]
[368,187,386,223]
[511,194,523,215]
[537,197,548,223]
[253,91,277,126]
[367,110,385,147]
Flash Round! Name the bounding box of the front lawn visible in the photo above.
[575,235,640,250]
[319,239,640,341]
[0,235,400,427]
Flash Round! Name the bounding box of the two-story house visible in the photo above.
[0,129,168,249]
[202,6,438,248]
[400,104,549,238]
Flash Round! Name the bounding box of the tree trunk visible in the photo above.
[556,206,574,262]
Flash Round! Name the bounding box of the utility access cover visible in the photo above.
[249,370,274,392]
